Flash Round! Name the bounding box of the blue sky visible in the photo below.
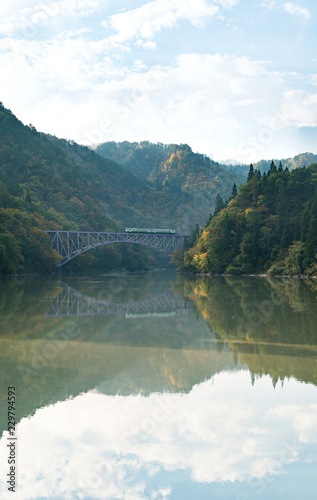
[0,0,316,162]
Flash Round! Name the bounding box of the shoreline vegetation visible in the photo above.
[179,271,317,279]
[173,162,317,277]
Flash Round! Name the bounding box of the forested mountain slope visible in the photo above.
[95,141,246,215]
[178,162,317,276]
[0,104,190,231]
[0,103,187,273]
[254,153,317,174]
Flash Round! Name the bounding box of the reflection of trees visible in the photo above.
[179,275,317,386]
[1,275,317,438]
[0,275,228,437]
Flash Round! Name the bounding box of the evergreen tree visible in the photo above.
[205,212,213,227]
[304,191,317,262]
[280,221,294,248]
[247,164,254,182]
[231,182,238,200]
[214,194,225,216]
[278,161,283,172]
[189,223,200,247]
[24,188,32,205]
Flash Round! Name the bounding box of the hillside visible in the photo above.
[0,103,189,273]
[223,152,317,178]
[254,152,317,174]
[178,162,317,276]
[94,141,246,216]
[0,104,192,231]
[2,102,315,275]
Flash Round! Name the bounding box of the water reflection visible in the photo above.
[179,275,317,387]
[46,280,187,317]
[0,273,317,499]
[1,372,317,499]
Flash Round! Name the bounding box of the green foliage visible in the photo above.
[247,164,254,182]
[214,194,225,216]
[0,105,174,273]
[1,102,316,275]
[182,164,317,275]
[230,182,238,200]
[95,141,246,223]
[0,232,23,273]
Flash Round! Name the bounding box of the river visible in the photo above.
[0,272,316,499]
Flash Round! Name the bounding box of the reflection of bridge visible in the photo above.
[46,282,187,317]
[44,231,188,266]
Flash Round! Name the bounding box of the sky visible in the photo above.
[0,0,317,163]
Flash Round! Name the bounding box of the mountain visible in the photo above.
[94,141,246,219]
[0,103,244,274]
[253,152,317,174]
[2,102,315,275]
[177,161,317,276]
[0,103,186,273]
[219,159,243,166]
[0,104,190,231]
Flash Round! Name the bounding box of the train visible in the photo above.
[125,228,176,235]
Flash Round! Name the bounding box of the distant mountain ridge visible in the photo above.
[218,152,317,175]
[94,141,317,191]
[94,141,246,219]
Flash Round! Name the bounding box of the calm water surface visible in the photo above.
[0,272,317,499]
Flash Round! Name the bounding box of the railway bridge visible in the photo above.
[44,230,189,266]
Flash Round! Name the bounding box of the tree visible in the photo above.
[270,161,277,174]
[214,194,225,216]
[231,183,238,200]
[189,223,200,247]
[0,233,24,273]
[278,161,283,172]
[247,164,254,182]
[24,188,32,205]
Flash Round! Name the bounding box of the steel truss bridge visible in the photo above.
[44,231,188,266]
[46,281,187,317]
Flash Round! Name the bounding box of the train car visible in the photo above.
[125,228,175,235]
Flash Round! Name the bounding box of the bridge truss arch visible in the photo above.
[44,231,188,267]
[46,281,187,317]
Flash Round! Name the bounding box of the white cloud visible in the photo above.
[217,0,239,6]
[102,0,220,43]
[283,2,310,20]
[135,39,158,50]
[1,33,316,163]
[261,0,277,8]
[0,0,100,36]
[0,0,315,163]
[280,89,317,127]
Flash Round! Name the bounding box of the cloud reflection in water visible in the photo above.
[1,370,317,499]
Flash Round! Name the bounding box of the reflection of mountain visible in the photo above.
[1,274,317,438]
[0,275,235,437]
[179,275,317,386]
